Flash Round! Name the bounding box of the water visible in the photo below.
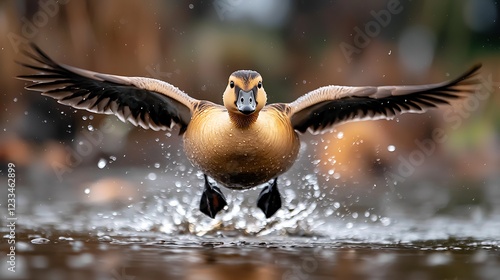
[2,231,500,280]
[1,168,500,279]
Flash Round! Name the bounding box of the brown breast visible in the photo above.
[183,105,300,189]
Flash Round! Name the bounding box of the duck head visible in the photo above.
[223,70,267,117]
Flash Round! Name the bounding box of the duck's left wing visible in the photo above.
[17,43,197,133]
[288,64,482,134]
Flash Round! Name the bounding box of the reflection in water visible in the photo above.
[1,232,499,280]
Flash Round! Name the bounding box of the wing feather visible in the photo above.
[289,64,482,134]
[18,43,197,133]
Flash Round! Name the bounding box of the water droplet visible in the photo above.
[380,217,391,226]
[147,172,157,180]
[97,158,107,169]
[188,3,194,9]
[58,236,74,241]
[325,208,334,216]
[154,163,160,168]
[13,98,18,102]
[31,237,50,244]
[302,80,307,84]
[87,125,94,131]
[98,235,112,242]
[337,131,344,139]
[387,145,396,152]
[84,188,90,194]
[388,50,392,55]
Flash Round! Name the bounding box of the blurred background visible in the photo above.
[0,0,499,223]
[1,1,500,279]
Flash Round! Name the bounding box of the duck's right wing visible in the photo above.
[18,43,197,133]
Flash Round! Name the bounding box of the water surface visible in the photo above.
[1,169,499,280]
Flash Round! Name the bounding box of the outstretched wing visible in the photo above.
[288,64,482,134]
[18,43,197,133]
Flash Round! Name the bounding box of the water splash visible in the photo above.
[98,173,328,236]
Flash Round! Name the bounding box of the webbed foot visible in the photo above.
[199,174,227,218]
[257,178,281,218]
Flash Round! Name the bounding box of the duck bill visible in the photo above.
[236,89,256,115]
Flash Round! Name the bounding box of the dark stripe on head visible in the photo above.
[231,70,261,85]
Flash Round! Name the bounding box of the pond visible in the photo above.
[1,168,499,280]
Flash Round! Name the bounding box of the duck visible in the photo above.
[18,43,481,219]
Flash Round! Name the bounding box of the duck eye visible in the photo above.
[257,81,262,89]
[230,81,235,88]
